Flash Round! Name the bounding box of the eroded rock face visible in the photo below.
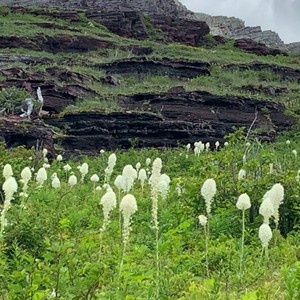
[86,10,148,40]
[43,90,295,155]
[0,119,55,157]
[98,57,211,78]
[150,15,209,46]
[0,65,103,112]
[234,39,287,56]
[0,34,113,53]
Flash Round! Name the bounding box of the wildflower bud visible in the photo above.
[286,140,291,145]
[56,154,63,161]
[186,143,191,151]
[224,142,229,147]
[100,149,105,155]
[135,162,141,172]
[236,193,251,210]
[292,150,297,157]
[198,215,207,226]
[96,186,102,191]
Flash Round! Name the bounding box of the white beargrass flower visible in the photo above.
[63,164,72,172]
[114,175,125,192]
[236,193,251,281]
[135,162,141,173]
[44,158,49,163]
[259,223,272,248]
[149,158,163,230]
[100,149,105,155]
[20,167,32,193]
[43,163,50,169]
[3,164,13,180]
[138,168,147,190]
[2,176,18,204]
[36,167,47,186]
[186,143,191,151]
[259,196,274,224]
[215,141,220,150]
[205,142,210,152]
[224,142,229,147]
[198,215,207,226]
[238,169,246,180]
[90,174,99,182]
[104,153,117,183]
[201,178,217,215]
[236,193,251,210]
[52,177,61,189]
[68,174,77,187]
[1,176,18,236]
[96,186,102,191]
[292,150,297,157]
[122,165,137,193]
[100,190,117,232]
[56,154,63,161]
[268,183,284,227]
[146,158,151,166]
[157,174,171,200]
[120,194,138,245]
[286,140,291,145]
[78,162,89,182]
[42,148,48,157]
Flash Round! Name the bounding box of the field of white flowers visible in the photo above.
[0,129,299,299]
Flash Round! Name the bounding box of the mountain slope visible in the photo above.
[0,3,299,155]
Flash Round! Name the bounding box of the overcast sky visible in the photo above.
[180,0,300,44]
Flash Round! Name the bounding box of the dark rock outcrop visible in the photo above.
[150,14,209,46]
[234,39,287,56]
[98,57,211,78]
[240,85,288,96]
[86,10,148,40]
[0,34,113,53]
[43,90,295,155]
[0,118,55,157]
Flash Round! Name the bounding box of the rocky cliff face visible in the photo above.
[196,13,285,49]
[0,0,194,18]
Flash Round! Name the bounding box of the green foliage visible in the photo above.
[0,87,32,115]
[0,137,297,298]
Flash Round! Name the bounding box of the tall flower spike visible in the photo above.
[201,178,216,215]
[100,190,117,232]
[268,183,284,227]
[120,194,138,245]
